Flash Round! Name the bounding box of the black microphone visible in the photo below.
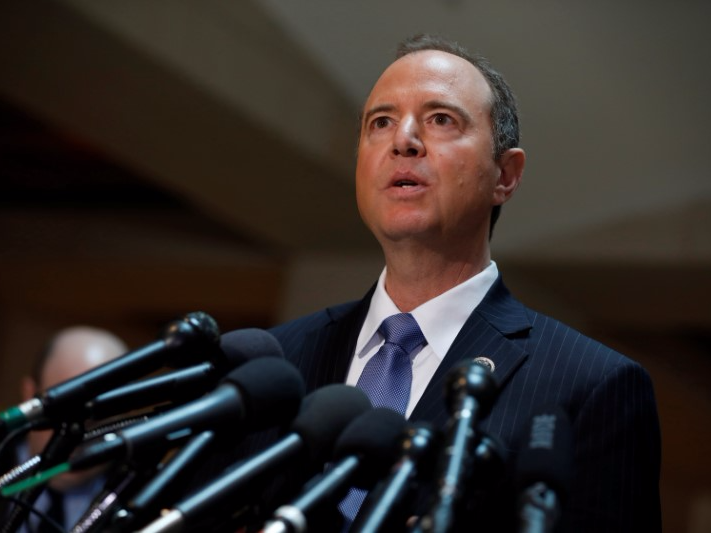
[69,431,218,533]
[416,358,498,533]
[350,423,439,533]
[516,405,573,533]
[86,328,284,420]
[265,407,408,533]
[464,431,509,497]
[137,384,373,533]
[72,322,286,533]
[219,327,285,366]
[353,429,508,533]
[68,357,305,471]
[106,431,218,532]
[0,311,221,435]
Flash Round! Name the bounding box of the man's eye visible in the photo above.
[373,116,390,129]
[433,113,453,126]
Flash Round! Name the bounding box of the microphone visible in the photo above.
[74,326,289,532]
[72,322,287,533]
[0,311,221,435]
[416,358,498,533]
[353,429,508,533]
[68,357,305,472]
[69,431,218,533]
[106,431,218,532]
[137,384,373,533]
[516,405,573,533]
[464,432,509,497]
[350,423,439,533]
[265,407,408,533]
[68,445,170,533]
[219,327,286,366]
[86,328,284,420]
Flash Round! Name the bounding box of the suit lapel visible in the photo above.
[410,277,532,426]
[297,288,374,391]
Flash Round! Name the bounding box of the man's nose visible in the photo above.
[392,117,424,157]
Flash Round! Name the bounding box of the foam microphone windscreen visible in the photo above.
[220,328,285,366]
[223,358,305,432]
[333,407,408,488]
[292,384,373,465]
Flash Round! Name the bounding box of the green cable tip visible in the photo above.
[0,406,26,431]
[0,462,70,497]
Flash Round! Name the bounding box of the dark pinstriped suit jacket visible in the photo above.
[268,274,662,532]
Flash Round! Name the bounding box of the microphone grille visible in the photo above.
[334,407,408,488]
[160,311,222,367]
[445,358,498,415]
[291,384,372,465]
[184,311,221,345]
[224,358,305,431]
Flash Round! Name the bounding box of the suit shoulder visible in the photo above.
[522,305,646,377]
[269,300,359,347]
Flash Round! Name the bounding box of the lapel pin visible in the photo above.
[472,356,495,373]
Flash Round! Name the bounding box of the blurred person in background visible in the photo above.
[10,325,127,532]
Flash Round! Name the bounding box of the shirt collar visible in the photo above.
[356,261,499,359]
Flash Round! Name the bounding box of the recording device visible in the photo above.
[71,326,290,533]
[349,422,439,533]
[464,432,509,496]
[265,408,408,533]
[2,328,284,490]
[353,428,507,533]
[86,327,284,420]
[68,357,305,471]
[0,311,221,436]
[137,384,373,533]
[75,328,292,533]
[516,405,573,533]
[70,431,218,533]
[109,431,218,532]
[416,358,498,533]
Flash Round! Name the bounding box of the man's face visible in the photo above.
[356,50,504,250]
[24,333,122,491]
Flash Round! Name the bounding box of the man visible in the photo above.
[266,34,661,532]
[13,326,127,531]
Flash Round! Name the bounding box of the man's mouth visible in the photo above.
[394,179,418,188]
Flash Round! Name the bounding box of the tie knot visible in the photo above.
[379,313,425,355]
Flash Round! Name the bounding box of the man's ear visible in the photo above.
[493,148,525,205]
[21,376,37,402]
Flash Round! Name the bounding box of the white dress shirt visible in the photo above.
[345,261,499,418]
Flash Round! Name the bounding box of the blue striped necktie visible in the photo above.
[338,312,425,528]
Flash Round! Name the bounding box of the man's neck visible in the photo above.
[382,244,491,312]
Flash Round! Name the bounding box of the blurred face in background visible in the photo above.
[22,327,126,491]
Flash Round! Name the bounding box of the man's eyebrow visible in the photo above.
[361,104,397,125]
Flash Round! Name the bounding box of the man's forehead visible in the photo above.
[363,49,492,113]
[384,49,486,84]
